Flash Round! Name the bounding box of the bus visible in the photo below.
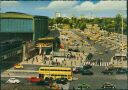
[38,67,73,81]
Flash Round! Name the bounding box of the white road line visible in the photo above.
[7,70,38,73]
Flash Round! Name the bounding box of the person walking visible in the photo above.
[32,58,34,64]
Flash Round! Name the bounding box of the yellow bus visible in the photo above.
[38,67,73,81]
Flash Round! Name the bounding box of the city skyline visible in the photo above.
[0,1,127,18]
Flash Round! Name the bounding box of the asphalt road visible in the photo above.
[1,77,50,90]
[71,30,117,62]
[69,66,128,89]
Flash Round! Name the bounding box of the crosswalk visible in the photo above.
[85,61,111,66]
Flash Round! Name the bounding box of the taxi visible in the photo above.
[14,64,24,69]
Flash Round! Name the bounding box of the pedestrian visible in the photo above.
[56,59,58,63]
[8,73,10,76]
[72,86,75,90]
[61,87,63,90]
[74,61,76,65]
[71,61,73,66]
[36,57,38,62]
[32,58,34,64]
[26,59,28,63]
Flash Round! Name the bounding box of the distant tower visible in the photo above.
[55,12,61,17]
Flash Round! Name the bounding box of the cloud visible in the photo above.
[74,1,127,11]
[37,1,78,11]
[36,1,126,17]
[1,1,20,7]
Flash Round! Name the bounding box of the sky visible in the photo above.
[0,0,127,18]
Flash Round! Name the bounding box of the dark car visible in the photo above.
[116,68,127,74]
[82,70,93,75]
[101,69,113,75]
[73,67,83,74]
[68,48,73,51]
[86,53,93,60]
[55,78,68,85]
[83,64,92,70]
[101,82,116,90]
[36,80,49,86]
[73,49,80,52]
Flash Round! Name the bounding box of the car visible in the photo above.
[82,70,93,75]
[83,64,92,70]
[36,80,49,86]
[86,53,93,60]
[14,64,23,69]
[50,83,61,90]
[55,78,68,85]
[77,84,83,90]
[101,69,113,75]
[27,77,43,83]
[116,68,127,74]
[73,67,83,74]
[82,83,90,89]
[105,50,108,53]
[101,82,116,90]
[6,78,20,84]
[99,52,103,55]
[73,49,80,52]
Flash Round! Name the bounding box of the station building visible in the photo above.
[0,12,49,41]
[0,12,50,71]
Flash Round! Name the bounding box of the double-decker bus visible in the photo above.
[38,66,73,81]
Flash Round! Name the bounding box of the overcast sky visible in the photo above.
[1,0,127,17]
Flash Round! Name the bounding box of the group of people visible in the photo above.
[66,52,84,61]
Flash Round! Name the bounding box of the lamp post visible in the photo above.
[118,10,126,67]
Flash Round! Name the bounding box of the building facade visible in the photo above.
[0,12,50,71]
[0,12,49,41]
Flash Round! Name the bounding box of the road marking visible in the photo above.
[7,70,38,73]
[1,75,30,78]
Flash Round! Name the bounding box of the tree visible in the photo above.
[115,14,122,33]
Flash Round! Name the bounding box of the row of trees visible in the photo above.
[49,14,127,35]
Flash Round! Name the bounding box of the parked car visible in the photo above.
[82,83,90,89]
[101,69,113,75]
[73,67,83,74]
[14,64,23,69]
[101,82,116,90]
[116,68,127,74]
[6,78,20,84]
[36,80,49,86]
[50,83,61,90]
[55,78,68,85]
[27,77,43,83]
[82,70,93,75]
[86,53,93,60]
[83,64,92,70]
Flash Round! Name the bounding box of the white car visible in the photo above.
[6,78,20,84]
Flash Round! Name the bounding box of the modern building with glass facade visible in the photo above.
[0,12,49,41]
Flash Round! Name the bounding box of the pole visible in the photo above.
[121,15,123,64]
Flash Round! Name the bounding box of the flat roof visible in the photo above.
[39,67,71,70]
[0,12,48,19]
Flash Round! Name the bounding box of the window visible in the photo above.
[1,19,33,32]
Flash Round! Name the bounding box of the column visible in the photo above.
[22,43,26,61]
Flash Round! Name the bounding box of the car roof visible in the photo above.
[10,78,16,79]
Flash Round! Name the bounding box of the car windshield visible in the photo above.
[10,78,15,80]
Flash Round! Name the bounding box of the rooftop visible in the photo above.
[0,12,48,19]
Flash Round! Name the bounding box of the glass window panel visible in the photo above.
[1,19,33,32]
